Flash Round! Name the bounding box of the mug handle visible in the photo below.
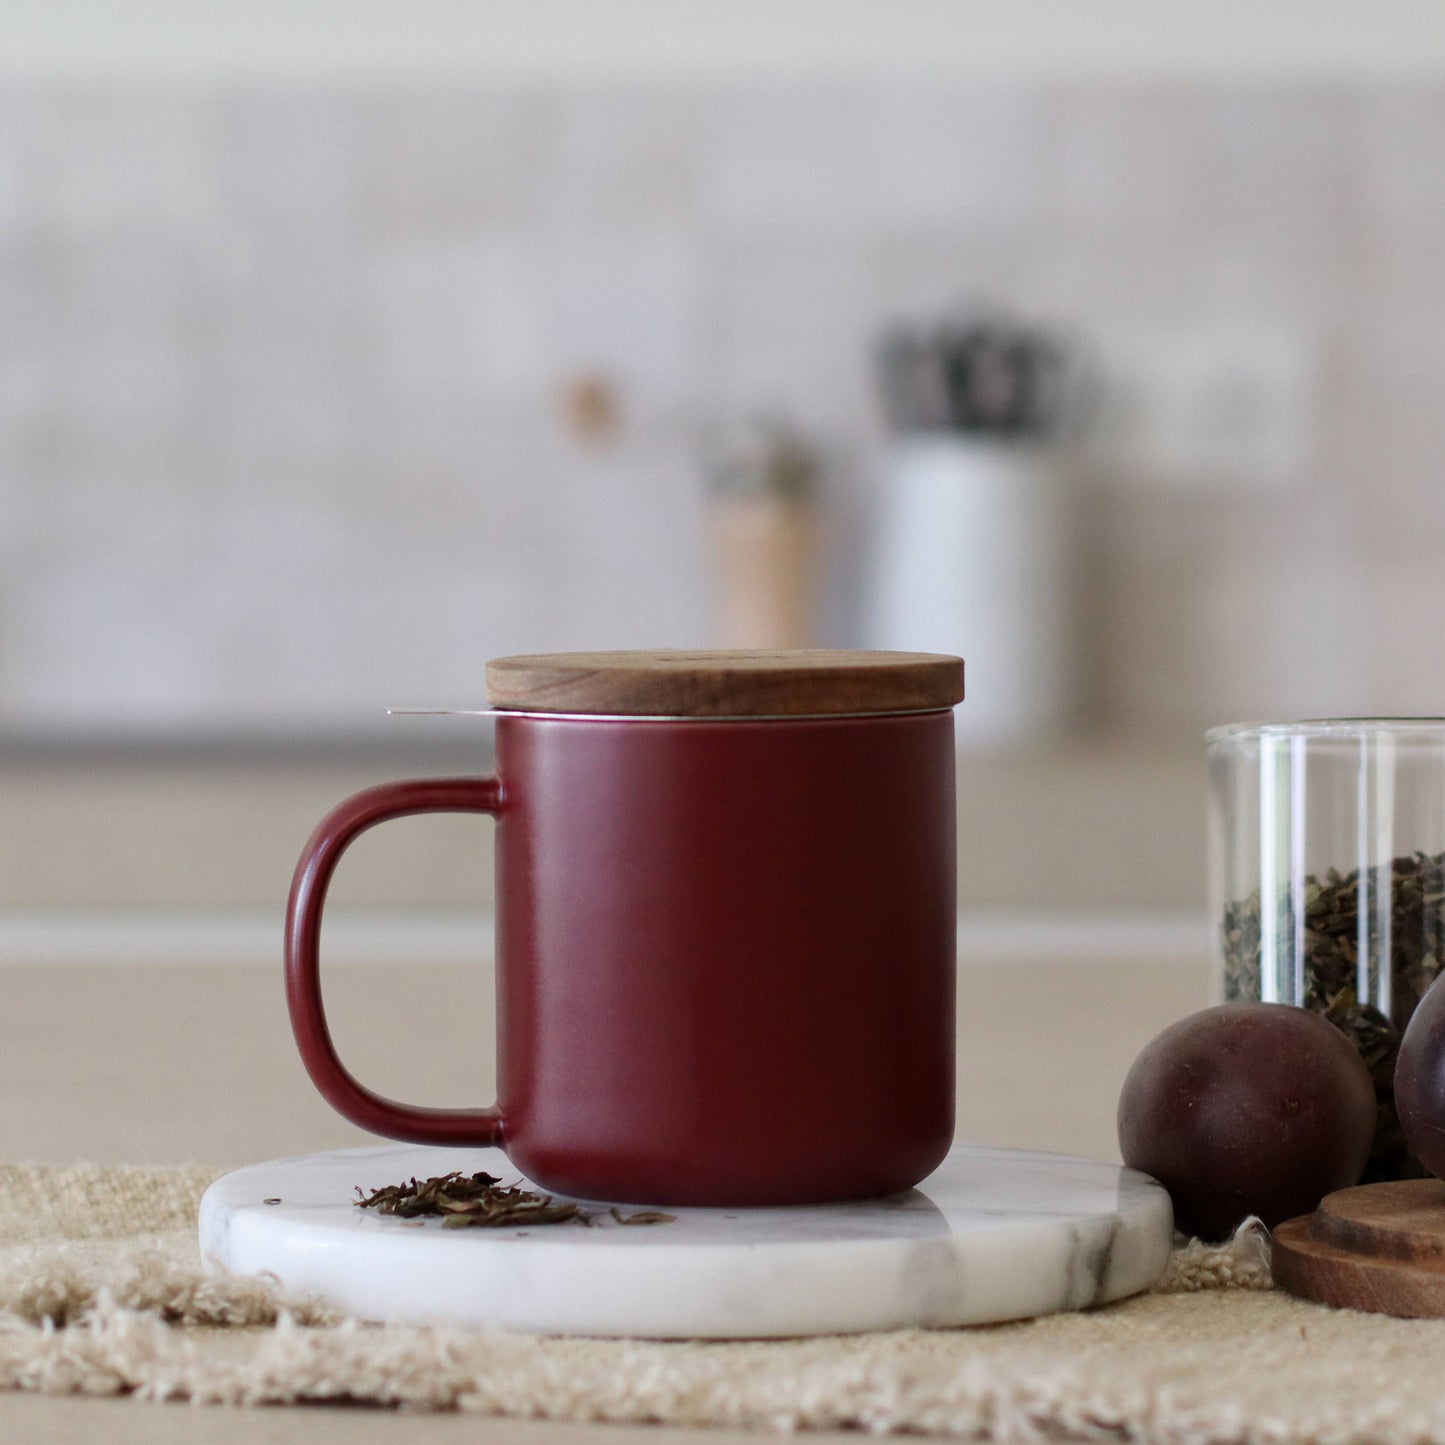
[284,776,505,1146]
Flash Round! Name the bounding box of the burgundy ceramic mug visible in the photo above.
[285,650,963,1206]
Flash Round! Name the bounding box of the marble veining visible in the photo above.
[199,1143,1173,1338]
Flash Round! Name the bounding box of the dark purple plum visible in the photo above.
[1118,1002,1375,1240]
[1396,974,1445,1180]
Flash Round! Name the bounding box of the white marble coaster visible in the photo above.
[199,1143,1172,1338]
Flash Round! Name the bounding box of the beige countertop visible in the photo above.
[0,948,1212,1443]
[0,740,1206,913]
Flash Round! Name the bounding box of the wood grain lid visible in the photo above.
[486,650,964,718]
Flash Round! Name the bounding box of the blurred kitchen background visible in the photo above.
[3,3,1444,948]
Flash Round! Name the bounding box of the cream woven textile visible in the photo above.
[2,1162,1443,1442]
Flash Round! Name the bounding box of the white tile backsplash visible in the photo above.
[538,227,703,410]
[355,90,546,238]
[1357,88,1445,221]
[2,78,1445,736]
[698,233,874,433]
[535,90,702,232]
[1049,86,1215,239]
[21,92,220,235]
[212,92,362,265]
[1193,87,1356,243]
[700,85,867,236]
[853,81,1050,236]
[0,99,24,234]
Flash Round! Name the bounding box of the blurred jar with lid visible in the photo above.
[865,313,1080,746]
[702,417,820,651]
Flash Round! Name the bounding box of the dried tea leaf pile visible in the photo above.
[355,1171,675,1230]
[1222,849,1445,1181]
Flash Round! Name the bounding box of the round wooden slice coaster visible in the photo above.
[1312,1178,1445,1261]
[1273,1179,1445,1318]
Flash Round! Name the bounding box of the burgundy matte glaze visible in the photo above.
[285,709,957,1206]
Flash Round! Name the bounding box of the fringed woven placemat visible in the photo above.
[3,1162,1444,1443]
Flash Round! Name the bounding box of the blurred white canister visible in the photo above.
[866,433,1075,746]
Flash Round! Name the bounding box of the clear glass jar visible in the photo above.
[1207,720,1445,1180]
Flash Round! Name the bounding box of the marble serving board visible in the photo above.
[199,1143,1173,1338]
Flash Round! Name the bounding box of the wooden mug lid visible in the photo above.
[486,650,964,718]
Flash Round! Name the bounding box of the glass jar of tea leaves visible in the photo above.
[1209,720,1445,1182]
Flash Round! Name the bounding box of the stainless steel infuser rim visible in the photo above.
[388,707,956,723]
[1207,717,1445,745]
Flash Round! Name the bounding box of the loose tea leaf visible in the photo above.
[440,1198,579,1229]
[1222,849,1445,1181]
[610,1208,678,1226]
[355,1171,504,1219]
[354,1171,675,1230]
[355,1171,579,1229]
[1319,985,1412,1182]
